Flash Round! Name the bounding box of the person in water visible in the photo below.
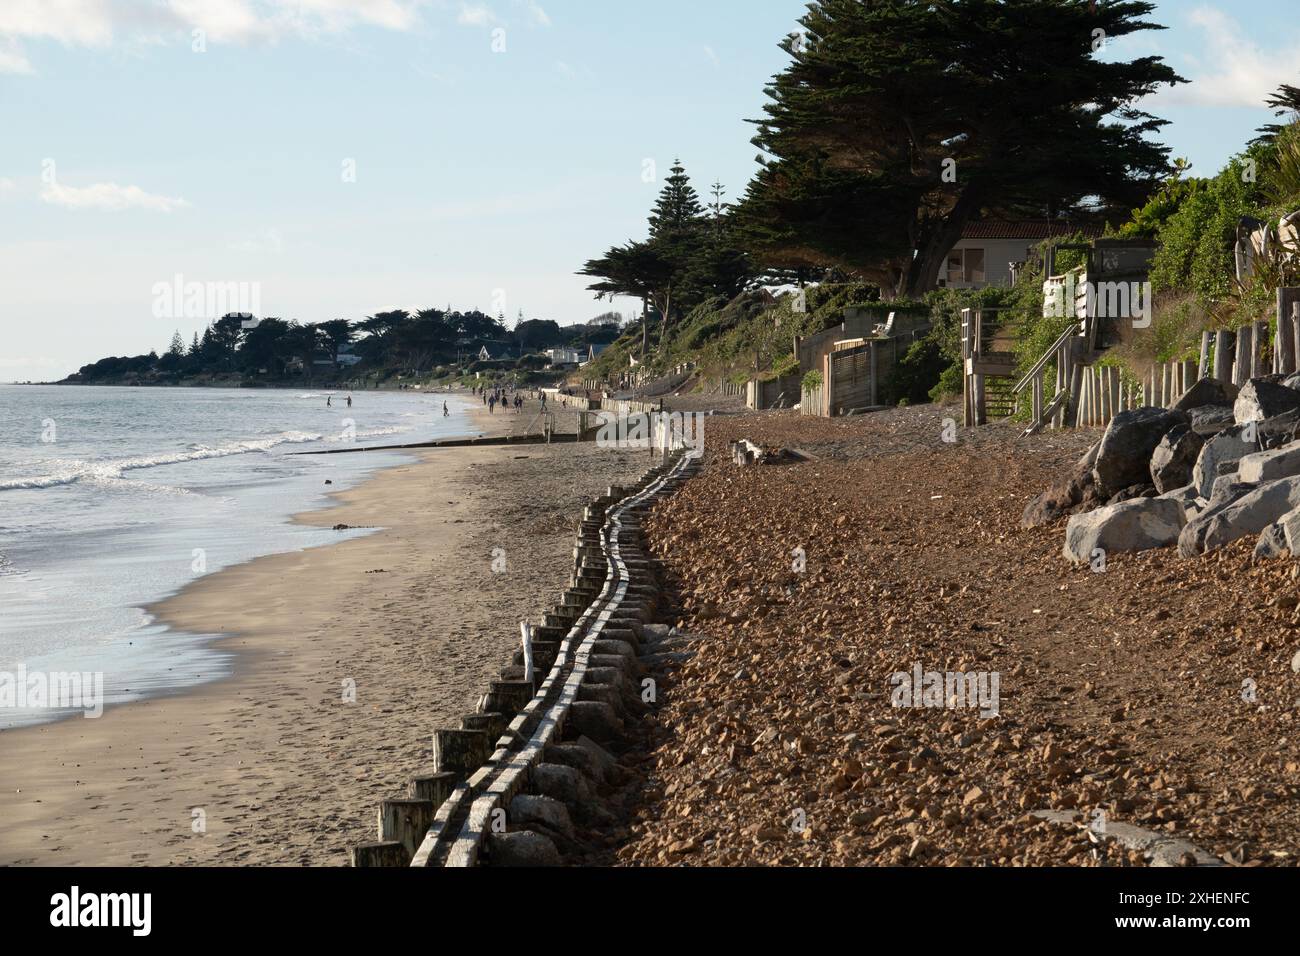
[346,394,353,408]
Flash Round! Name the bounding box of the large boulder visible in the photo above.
[1149,424,1205,494]
[1257,408,1300,449]
[1093,407,1191,499]
[1238,439,1300,483]
[1256,522,1289,558]
[1178,475,1300,556]
[1280,504,1300,554]
[1172,377,1235,412]
[1188,405,1235,436]
[1191,424,1258,497]
[1158,484,1206,522]
[1063,497,1188,564]
[1208,476,1257,508]
[1234,378,1300,424]
[486,830,562,867]
[1021,443,1104,528]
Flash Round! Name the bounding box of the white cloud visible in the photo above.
[0,37,34,73]
[703,45,719,70]
[555,60,575,79]
[520,1,549,27]
[457,4,499,28]
[0,177,15,198]
[0,0,428,70]
[1152,5,1300,108]
[41,181,190,212]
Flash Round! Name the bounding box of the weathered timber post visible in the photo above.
[432,729,490,777]
[1199,330,1212,380]
[1279,289,1300,374]
[378,798,436,860]
[1253,321,1269,379]
[409,772,458,807]
[1235,325,1252,386]
[350,842,408,867]
[1291,304,1300,376]
[1214,330,1234,383]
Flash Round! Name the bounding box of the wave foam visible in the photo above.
[0,427,406,493]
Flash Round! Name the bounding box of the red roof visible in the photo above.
[960,220,1106,240]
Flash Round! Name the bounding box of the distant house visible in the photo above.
[478,346,493,361]
[582,343,609,366]
[938,220,1105,290]
[336,346,362,368]
[547,347,582,367]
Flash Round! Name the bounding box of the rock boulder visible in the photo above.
[1234,378,1300,424]
[1149,424,1205,493]
[1063,497,1188,564]
[1093,407,1190,499]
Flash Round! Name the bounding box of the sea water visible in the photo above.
[0,384,474,728]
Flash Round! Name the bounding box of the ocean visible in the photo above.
[0,384,475,728]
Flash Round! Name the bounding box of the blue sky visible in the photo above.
[3,0,1300,382]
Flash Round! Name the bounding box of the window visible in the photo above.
[947,252,964,286]
[946,248,986,286]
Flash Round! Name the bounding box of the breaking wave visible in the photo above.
[0,426,409,493]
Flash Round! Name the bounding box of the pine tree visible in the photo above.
[648,159,704,242]
[735,0,1185,297]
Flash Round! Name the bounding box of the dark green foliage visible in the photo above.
[886,337,947,407]
[735,0,1183,297]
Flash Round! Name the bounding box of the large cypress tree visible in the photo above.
[735,0,1185,297]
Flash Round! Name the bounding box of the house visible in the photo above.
[477,346,494,361]
[581,343,609,366]
[546,347,582,367]
[938,220,1105,290]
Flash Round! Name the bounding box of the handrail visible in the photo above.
[1011,318,1083,395]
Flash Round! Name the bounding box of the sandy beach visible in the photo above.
[0,395,650,866]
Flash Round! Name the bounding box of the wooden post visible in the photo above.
[350,842,408,868]
[1214,330,1234,383]
[432,728,490,777]
[409,772,458,807]
[1066,358,1083,428]
[1032,373,1043,426]
[1291,305,1300,380]
[1100,366,1111,425]
[1199,330,1212,380]
[1279,290,1300,374]
[1110,366,1122,421]
[378,798,436,861]
[1235,325,1252,386]
[1253,321,1269,379]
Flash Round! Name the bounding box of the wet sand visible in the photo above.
[0,396,648,865]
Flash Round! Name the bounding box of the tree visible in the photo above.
[735,0,1185,297]
[209,314,246,372]
[581,159,749,354]
[317,319,354,365]
[159,331,186,372]
[1255,84,1300,144]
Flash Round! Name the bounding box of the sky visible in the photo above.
[3,0,1300,382]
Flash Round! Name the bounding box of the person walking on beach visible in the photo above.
[346,394,353,408]
[488,395,496,414]
[443,401,449,417]
[327,396,332,407]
